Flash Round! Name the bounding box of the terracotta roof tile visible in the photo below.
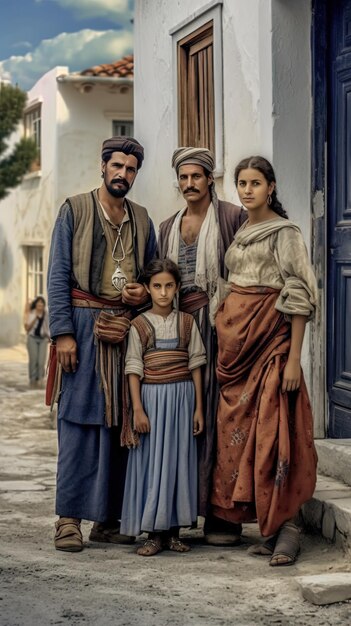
[80,55,134,78]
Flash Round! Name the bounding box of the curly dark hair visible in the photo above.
[234,156,288,219]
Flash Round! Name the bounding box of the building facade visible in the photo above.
[133,0,351,439]
[0,57,133,346]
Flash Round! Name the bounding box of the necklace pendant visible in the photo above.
[111,264,128,293]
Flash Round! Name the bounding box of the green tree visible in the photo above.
[0,83,38,200]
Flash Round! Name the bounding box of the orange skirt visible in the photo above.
[211,285,317,537]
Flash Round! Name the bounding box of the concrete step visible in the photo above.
[315,439,351,487]
[301,474,351,554]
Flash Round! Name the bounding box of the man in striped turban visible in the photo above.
[158,146,246,545]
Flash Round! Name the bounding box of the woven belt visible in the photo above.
[71,298,125,312]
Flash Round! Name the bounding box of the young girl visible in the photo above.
[121,258,206,556]
[211,156,318,566]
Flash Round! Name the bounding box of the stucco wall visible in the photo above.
[134,0,316,399]
[134,0,274,226]
[271,0,312,236]
[0,67,62,345]
[270,0,315,406]
[55,81,133,210]
[0,68,133,345]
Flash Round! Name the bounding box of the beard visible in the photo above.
[104,174,130,198]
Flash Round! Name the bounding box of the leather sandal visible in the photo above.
[269,522,300,566]
[137,535,163,556]
[54,517,83,552]
[166,536,191,553]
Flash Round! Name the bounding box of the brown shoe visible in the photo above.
[54,517,83,552]
[89,522,135,545]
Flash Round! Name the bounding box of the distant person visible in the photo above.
[120,258,206,556]
[24,296,50,388]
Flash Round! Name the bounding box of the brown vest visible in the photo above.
[67,189,150,296]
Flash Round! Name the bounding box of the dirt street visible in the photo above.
[0,346,351,626]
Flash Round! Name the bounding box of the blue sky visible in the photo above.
[0,0,134,90]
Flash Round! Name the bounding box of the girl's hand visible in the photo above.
[133,408,150,433]
[282,356,301,393]
[193,409,204,436]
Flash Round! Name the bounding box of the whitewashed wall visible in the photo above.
[0,67,133,345]
[134,0,275,226]
[55,80,133,211]
[0,67,62,345]
[134,0,317,412]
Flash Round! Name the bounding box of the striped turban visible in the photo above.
[172,147,215,175]
[101,136,144,169]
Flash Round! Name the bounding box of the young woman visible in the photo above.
[24,296,50,388]
[120,258,206,556]
[211,156,318,566]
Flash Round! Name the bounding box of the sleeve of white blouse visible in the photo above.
[188,321,207,370]
[274,226,318,320]
[125,325,144,379]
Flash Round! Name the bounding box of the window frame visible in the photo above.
[112,120,134,137]
[170,1,223,175]
[24,100,42,171]
[23,245,44,302]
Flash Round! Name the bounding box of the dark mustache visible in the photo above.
[111,177,129,187]
[184,187,199,193]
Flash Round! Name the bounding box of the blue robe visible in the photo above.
[48,200,157,522]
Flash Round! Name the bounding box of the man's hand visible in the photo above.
[122,283,148,306]
[56,334,78,373]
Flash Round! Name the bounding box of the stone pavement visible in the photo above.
[1,345,351,626]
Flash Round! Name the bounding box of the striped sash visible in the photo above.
[143,348,192,384]
[132,311,194,385]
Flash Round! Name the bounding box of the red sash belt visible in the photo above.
[179,290,208,314]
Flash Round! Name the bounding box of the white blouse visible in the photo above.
[225,219,318,319]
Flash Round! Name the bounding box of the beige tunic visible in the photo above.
[125,310,207,380]
[225,218,318,319]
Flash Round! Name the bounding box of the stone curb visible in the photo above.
[295,573,351,605]
[301,474,351,554]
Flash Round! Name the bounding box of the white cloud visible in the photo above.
[11,41,32,50]
[43,0,133,23]
[0,29,133,90]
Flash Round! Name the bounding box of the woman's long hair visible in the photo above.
[234,156,288,219]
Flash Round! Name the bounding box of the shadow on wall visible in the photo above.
[0,225,14,288]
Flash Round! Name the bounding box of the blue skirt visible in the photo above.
[120,380,198,536]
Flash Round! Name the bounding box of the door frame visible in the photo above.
[310,0,328,438]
